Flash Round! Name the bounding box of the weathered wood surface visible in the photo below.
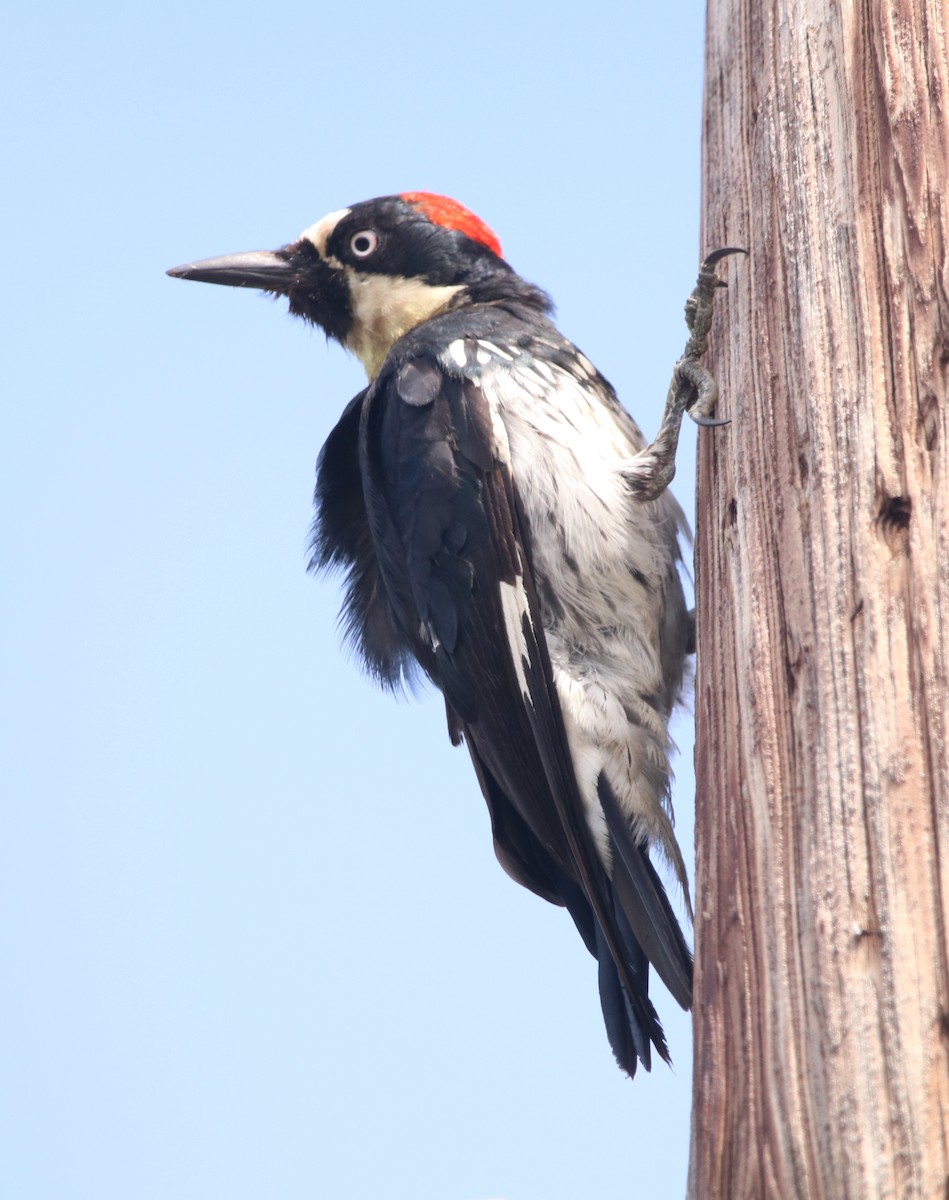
[689,1,949,1196]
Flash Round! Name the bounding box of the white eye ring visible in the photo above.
[350,230,379,258]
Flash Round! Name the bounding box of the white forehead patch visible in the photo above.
[299,208,351,257]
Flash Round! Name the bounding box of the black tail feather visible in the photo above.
[595,921,650,1076]
[597,774,694,1010]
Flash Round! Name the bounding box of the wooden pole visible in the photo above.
[689,1,949,1196]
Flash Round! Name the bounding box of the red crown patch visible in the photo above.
[401,192,503,259]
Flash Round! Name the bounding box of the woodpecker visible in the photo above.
[168,193,733,1076]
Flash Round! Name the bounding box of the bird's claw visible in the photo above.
[691,414,731,428]
[684,247,747,346]
[624,247,744,500]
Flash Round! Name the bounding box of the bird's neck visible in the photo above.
[344,273,464,378]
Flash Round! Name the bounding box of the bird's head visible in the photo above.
[168,193,544,379]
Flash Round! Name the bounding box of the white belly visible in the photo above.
[480,349,689,889]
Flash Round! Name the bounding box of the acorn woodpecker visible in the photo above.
[168,193,733,1076]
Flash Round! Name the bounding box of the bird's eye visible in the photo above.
[349,230,379,258]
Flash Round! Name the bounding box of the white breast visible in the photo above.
[465,341,690,896]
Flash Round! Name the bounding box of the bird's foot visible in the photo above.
[623,248,746,501]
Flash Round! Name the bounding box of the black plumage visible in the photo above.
[168,193,696,1075]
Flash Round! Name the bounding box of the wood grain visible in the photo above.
[690,1,949,1196]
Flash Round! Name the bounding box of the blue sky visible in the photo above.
[3,3,709,1197]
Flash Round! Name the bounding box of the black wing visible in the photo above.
[340,347,690,1074]
[309,390,419,691]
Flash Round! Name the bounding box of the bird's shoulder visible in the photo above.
[373,300,647,458]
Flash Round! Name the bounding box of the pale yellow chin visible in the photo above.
[345,272,464,378]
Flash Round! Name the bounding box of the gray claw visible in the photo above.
[703,246,748,268]
[623,249,742,500]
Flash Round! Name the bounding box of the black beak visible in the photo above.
[168,242,351,340]
[166,250,293,291]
